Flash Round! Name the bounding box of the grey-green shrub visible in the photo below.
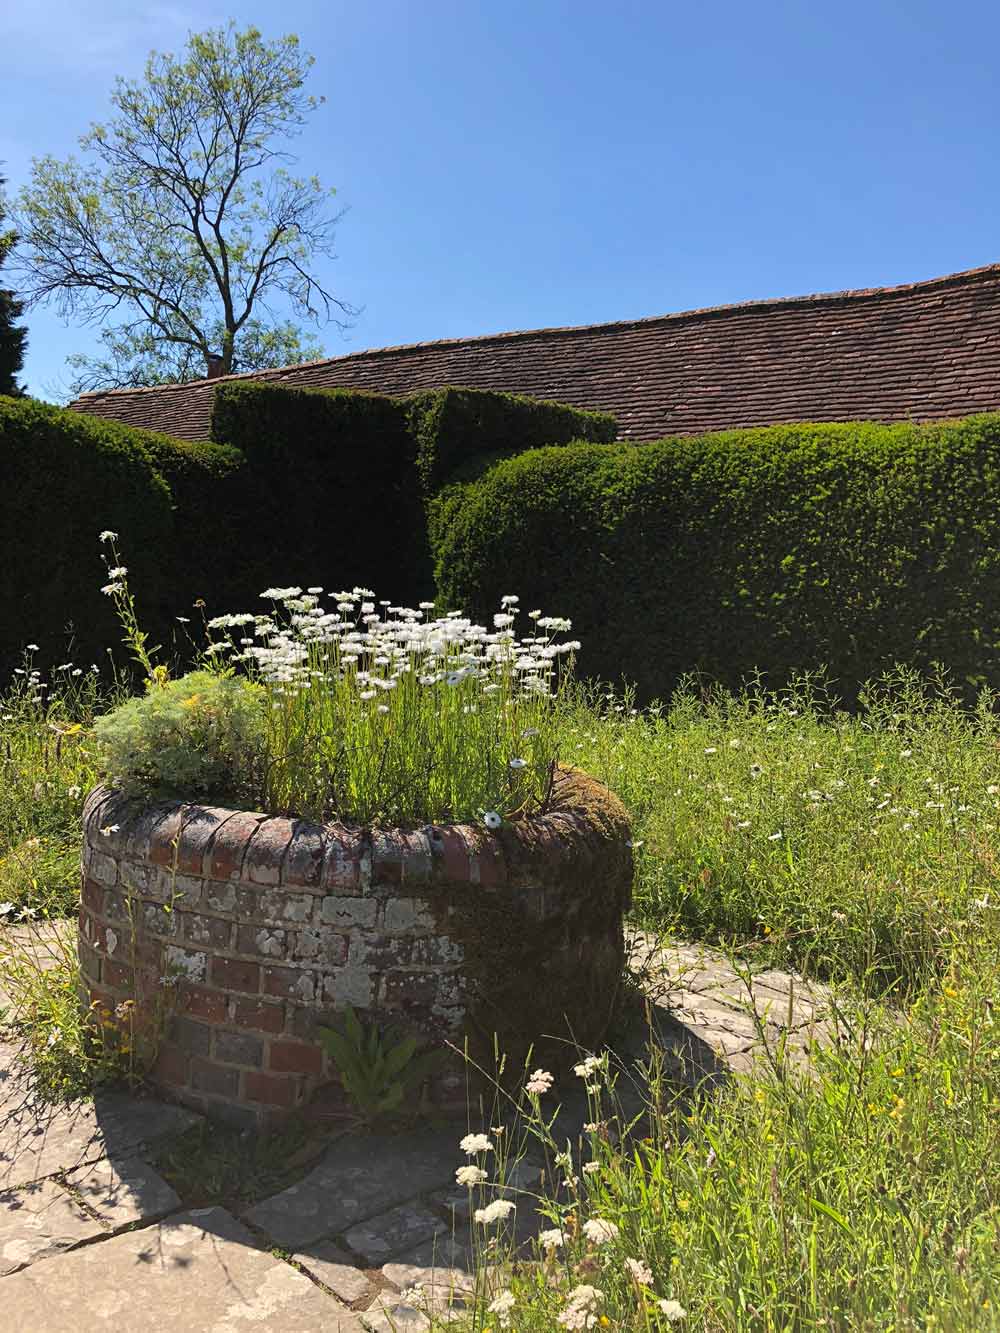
[94,671,265,803]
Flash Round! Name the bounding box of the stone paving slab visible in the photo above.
[244,1126,458,1249]
[0,1052,201,1187]
[0,1206,365,1331]
[343,1200,446,1265]
[294,1238,375,1304]
[0,1178,103,1275]
[65,1155,180,1229]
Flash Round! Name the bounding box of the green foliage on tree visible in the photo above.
[14,24,350,392]
[0,175,27,396]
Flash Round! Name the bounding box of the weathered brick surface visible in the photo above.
[78,772,631,1128]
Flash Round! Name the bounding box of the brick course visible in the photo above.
[78,770,632,1128]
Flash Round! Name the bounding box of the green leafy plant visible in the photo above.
[318,1005,445,1124]
[94,668,265,802]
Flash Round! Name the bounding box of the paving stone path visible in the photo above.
[0,924,834,1331]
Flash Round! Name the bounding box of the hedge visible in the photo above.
[405,386,616,494]
[434,414,1000,704]
[0,396,177,673]
[211,381,618,605]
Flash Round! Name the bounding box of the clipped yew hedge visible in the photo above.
[0,395,244,673]
[434,415,1000,703]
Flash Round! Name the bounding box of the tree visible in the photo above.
[0,175,27,395]
[14,24,351,392]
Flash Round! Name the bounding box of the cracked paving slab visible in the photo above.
[0,1206,365,1331]
[244,1127,459,1250]
[0,1043,201,1188]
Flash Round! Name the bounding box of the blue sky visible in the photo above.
[2,0,998,401]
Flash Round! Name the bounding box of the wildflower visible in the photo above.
[900,749,913,758]
[583,1161,600,1175]
[582,1218,619,1245]
[106,566,128,579]
[574,1055,602,1080]
[460,1132,494,1156]
[832,910,847,924]
[767,830,783,841]
[704,746,717,755]
[750,763,763,779]
[658,1298,687,1321]
[988,785,1000,796]
[483,811,502,831]
[625,1257,653,1285]
[539,1228,566,1250]
[557,1284,602,1329]
[98,530,118,542]
[474,1199,515,1225]
[509,757,527,770]
[25,643,39,652]
[488,1290,516,1327]
[0,903,14,915]
[100,583,123,596]
[455,1165,488,1187]
[493,613,516,628]
[68,786,81,799]
[525,1068,554,1095]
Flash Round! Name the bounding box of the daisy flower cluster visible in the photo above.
[205,585,580,825]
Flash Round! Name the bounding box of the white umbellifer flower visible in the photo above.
[377,704,390,714]
[508,757,527,769]
[557,1284,603,1329]
[582,1161,600,1175]
[501,594,519,605]
[68,786,81,798]
[659,1298,687,1321]
[487,1290,516,1327]
[483,811,502,830]
[573,1055,602,1080]
[625,1257,653,1285]
[704,746,717,754]
[900,749,913,758]
[455,1164,488,1187]
[474,1199,515,1225]
[493,613,515,628]
[460,1132,494,1155]
[98,530,118,542]
[539,1228,566,1250]
[25,643,39,652]
[582,1218,619,1245]
[525,1068,553,1095]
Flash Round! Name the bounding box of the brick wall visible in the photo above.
[79,774,632,1129]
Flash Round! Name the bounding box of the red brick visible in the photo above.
[269,1040,324,1075]
[244,1070,299,1107]
[189,1057,239,1099]
[319,829,362,892]
[206,812,266,881]
[152,1042,190,1087]
[262,965,315,1001]
[435,827,472,883]
[103,958,132,990]
[173,808,236,876]
[182,985,229,1023]
[283,824,325,888]
[211,957,260,993]
[244,817,295,885]
[234,998,286,1033]
[148,807,186,866]
[81,879,104,914]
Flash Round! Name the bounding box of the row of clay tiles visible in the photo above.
[68,266,1000,443]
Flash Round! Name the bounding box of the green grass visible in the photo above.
[2,655,1000,1328]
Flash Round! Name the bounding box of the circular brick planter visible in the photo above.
[78,769,632,1129]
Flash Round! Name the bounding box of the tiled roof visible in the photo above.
[67,264,1000,443]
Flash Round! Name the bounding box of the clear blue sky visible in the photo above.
[2,0,998,401]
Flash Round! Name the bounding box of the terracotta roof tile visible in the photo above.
[67,264,1000,443]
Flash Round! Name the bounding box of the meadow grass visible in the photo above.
[2,658,1000,1327]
